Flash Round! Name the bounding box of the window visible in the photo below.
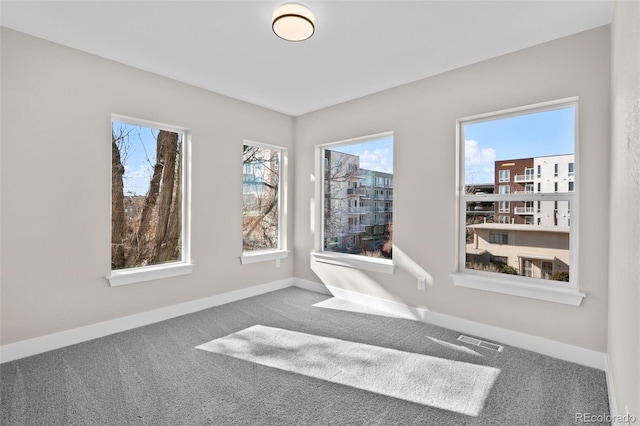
[524,168,534,179]
[498,216,511,224]
[108,115,192,286]
[568,162,574,176]
[312,132,394,274]
[568,181,574,192]
[542,261,553,279]
[489,231,508,244]
[456,98,583,306]
[498,170,510,182]
[241,142,288,264]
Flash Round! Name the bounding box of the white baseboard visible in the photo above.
[605,354,618,418]
[0,278,295,364]
[315,282,607,371]
[293,277,332,295]
[1,276,608,373]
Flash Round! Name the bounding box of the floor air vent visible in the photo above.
[457,335,504,352]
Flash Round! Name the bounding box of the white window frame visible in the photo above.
[498,169,510,182]
[453,98,584,306]
[311,131,395,274]
[240,140,289,265]
[107,115,193,287]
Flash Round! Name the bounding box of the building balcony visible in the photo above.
[514,206,535,215]
[347,188,366,196]
[514,174,535,183]
[347,207,368,214]
[346,225,366,233]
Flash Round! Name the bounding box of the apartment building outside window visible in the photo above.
[312,132,394,274]
[240,142,289,265]
[455,98,583,306]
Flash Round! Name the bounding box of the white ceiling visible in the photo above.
[1,1,613,116]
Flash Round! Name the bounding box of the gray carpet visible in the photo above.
[1,287,610,425]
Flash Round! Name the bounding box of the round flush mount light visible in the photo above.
[272,3,315,42]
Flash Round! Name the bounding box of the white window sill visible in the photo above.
[240,249,289,265]
[451,272,585,306]
[107,263,194,287]
[311,252,395,274]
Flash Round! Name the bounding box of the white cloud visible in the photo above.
[359,148,392,173]
[123,163,152,195]
[465,140,496,166]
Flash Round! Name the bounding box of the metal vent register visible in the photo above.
[457,335,504,352]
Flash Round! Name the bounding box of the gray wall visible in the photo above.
[0,28,295,345]
[294,26,611,352]
[609,0,640,417]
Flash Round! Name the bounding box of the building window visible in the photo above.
[524,168,534,179]
[568,181,574,192]
[523,259,533,277]
[316,132,394,269]
[242,143,283,252]
[568,162,575,176]
[108,116,191,286]
[489,231,508,245]
[498,170,510,182]
[457,99,581,305]
[542,261,553,279]
[498,215,511,224]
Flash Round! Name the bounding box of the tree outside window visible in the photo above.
[243,144,281,252]
[111,120,184,270]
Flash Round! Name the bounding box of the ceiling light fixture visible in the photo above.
[272,3,315,42]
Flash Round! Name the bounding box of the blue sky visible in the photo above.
[464,106,575,184]
[330,136,394,174]
[113,122,162,196]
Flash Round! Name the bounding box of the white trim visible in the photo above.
[451,272,585,306]
[109,114,192,283]
[0,278,295,364]
[457,98,582,300]
[240,249,290,264]
[2,276,604,372]
[107,262,194,287]
[320,284,604,370]
[318,131,394,150]
[242,140,288,256]
[605,354,618,420]
[311,251,395,274]
[293,277,332,295]
[314,131,394,260]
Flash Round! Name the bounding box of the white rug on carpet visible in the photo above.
[196,325,500,416]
